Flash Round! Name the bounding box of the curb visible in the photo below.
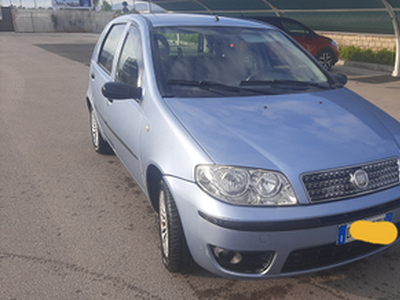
[337,60,394,73]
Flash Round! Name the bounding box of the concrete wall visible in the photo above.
[319,31,396,52]
[14,10,115,33]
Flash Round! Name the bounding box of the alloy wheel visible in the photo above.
[159,190,169,258]
[318,51,333,70]
[90,110,100,150]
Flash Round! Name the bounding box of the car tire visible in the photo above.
[316,49,335,70]
[158,179,193,273]
[90,108,113,154]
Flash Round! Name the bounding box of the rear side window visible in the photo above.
[98,24,126,73]
[281,21,310,37]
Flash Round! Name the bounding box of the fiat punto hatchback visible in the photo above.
[87,13,400,279]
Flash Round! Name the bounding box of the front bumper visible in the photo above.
[165,176,400,279]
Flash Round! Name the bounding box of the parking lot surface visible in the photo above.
[1,32,400,300]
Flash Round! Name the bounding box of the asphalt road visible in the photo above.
[1,32,400,300]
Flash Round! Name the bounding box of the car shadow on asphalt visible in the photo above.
[351,75,400,84]
[35,43,96,66]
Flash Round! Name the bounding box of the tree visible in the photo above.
[101,0,112,11]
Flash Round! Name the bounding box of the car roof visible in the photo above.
[249,16,298,23]
[248,16,314,31]
[112,13,274,29]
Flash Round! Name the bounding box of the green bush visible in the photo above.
[339,46,395,66]
[376,49,396,65]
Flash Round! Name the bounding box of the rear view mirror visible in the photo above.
[102,82,142,101]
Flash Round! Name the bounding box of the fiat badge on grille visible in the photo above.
[351,169,369,190]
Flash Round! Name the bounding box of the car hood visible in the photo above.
[317,35,334,43]
[165,88,400,182]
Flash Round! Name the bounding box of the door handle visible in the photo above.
[91,73,95,80]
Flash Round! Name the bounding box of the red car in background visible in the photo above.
[249,16,340,70]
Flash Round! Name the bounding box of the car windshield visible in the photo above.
[152,26,330,98]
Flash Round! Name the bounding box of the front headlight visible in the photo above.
[196,165,298,206]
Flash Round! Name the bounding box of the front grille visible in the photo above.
[281,241,383,273]
[302,157,400,203]
[281,221,400,274]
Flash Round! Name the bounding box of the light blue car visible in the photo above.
[86,13,400,279]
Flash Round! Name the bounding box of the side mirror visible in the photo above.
[306,31,315,40]
[102,82,142,101]
[334,73,348,86]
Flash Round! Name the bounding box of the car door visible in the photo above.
[104,25,146,187]
[90,23,127,139]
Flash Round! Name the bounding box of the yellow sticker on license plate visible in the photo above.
[337,212,393,245]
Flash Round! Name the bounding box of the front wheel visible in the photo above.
[158,179,193,273]
[316,49,335,70]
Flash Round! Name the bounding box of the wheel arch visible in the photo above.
[86,97,93,111]
[315,46,336,59]
[146,164,163,213]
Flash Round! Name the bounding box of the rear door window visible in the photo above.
[98,24,126,74]
[281,20,309,37]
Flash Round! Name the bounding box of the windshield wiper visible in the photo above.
[240,79,332,90]
[167,80,274,95]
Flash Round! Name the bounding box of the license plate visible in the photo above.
[337,212,393,245]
